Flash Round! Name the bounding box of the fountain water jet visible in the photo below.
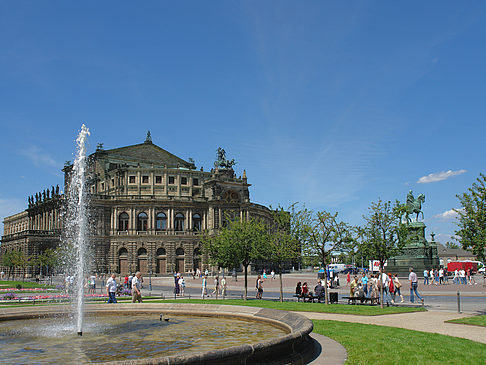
[65,124,90,336]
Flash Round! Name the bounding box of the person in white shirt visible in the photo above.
[453,269,459,284]
[106,274,117,303]
[439,268,444,285]
[131,271,142,303]
[409,267,424,303]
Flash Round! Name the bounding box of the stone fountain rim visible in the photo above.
[0,303,315,365]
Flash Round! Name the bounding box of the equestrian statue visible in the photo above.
[404,190,425,223]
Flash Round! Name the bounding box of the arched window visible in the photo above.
[156,212,167,231]
[176,247,184,256]
[118,212,129,231]
[137,212,148,231]
[175,213,185,231]
[193,213,201,231]
[156,247,166,256]
[138,247,147,256]
[118,247,128,257]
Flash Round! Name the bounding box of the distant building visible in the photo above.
[1,134,273,276]
[436,242,476,266]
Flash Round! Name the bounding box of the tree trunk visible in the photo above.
[244,264,248,301]
[323,262,329,305]
[279,263,283,302]
[379,266,384,308]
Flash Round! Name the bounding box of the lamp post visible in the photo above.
[148,253,152,292]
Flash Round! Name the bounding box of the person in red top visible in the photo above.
[346,272,351,286]
[124,275,129,289]
[301,282,309,300]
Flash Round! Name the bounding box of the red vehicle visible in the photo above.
[447,261,478,274]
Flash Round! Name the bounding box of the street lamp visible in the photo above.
[148,253,152,292]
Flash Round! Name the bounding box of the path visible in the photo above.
[298,310,486,344]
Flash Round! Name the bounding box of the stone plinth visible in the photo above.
[386,222,440,275]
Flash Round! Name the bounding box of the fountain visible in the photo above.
[0,125,317,364]
[65,124,90,336]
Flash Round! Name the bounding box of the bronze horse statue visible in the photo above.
[404,191,425,223]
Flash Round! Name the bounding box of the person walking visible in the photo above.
[409,267,424,303]
[201,275,207,298]
[393,274,404,303]
[220,276,227,297]
[256,275,263,299]
[131,271,143,303]
[423,269,429,285]
[106,273,117,303]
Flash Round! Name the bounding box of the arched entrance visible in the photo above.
[118,248,128,274]
[193,247,202,271]
[137,247,148,274]
[156,247,167,274]
[175,247,184,273]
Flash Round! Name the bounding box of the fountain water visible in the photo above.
[64,124,90,336]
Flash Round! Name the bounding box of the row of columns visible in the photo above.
[111,207,209,232]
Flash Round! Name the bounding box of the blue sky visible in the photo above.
[1,1,485,242]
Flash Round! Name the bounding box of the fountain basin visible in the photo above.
[0,303,315,364]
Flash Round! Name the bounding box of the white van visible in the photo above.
[328,264,346,273]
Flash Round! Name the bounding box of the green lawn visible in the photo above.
[0,280,55,289]
[150,299,426,315]
[447,315,486,327]
[313,320,486,365]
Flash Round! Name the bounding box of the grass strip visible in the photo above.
[446,315,486,327]
[149,299,426,315]
[0,280,55,289]
[313,320,486,364]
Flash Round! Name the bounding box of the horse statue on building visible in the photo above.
[404,190,425,223]
[214,147,236,169]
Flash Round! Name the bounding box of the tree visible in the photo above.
[2,251,16,279]
[266,207,301,302]
[300,209,351,304]
[455,173,486,262]
[445,241,460,250]
[201,217,267,300]
[361,199,407,308]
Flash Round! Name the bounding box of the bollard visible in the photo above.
[457,291,461,313]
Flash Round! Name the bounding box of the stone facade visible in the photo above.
[1,136,273,276]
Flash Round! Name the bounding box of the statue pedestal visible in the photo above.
[386,222,439,275]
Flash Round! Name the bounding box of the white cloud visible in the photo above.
[435,208,464,221]
[20,145,58,168]
[417,169,467,184]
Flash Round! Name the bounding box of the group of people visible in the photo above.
[424,267,477,286]
[347,268,425,305]
[201,275,227,298]
[173,272,186,296]
[295,280,325,301]
[106,272,143,304]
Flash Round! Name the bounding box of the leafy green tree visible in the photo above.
[455,173,486,262]
[445,241,460,250]
[300,209,351,304]
[361,199,407,308]
[15,252,30,282]
[202,217,267,300]
[266,207,301,302]
[2,251,16,279]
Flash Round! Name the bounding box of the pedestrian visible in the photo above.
[453,269,459,284]
[128,274,133,289]
[380,271,391,306]
[211,275,219,296]
[90,273,97,294]
[124,275,129,289]
[271,270,275,280]
[393,274,404,303]
[174,272,180,295]
[429,269,434,285]
[409,267,424,304]
[178,275,185,296]
[346,272,351,286]
[263,269,267,280]
[106,273,117,303]
[220,276,227,297]
[439,267,444,285]
[361,272,369,298]
[201,275,207,298]
[423,269,429,285]
[131,271,143,303]
[388,273,395,304]
[256,275,263,299]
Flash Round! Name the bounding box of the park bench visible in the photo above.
[342,296,378,305]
